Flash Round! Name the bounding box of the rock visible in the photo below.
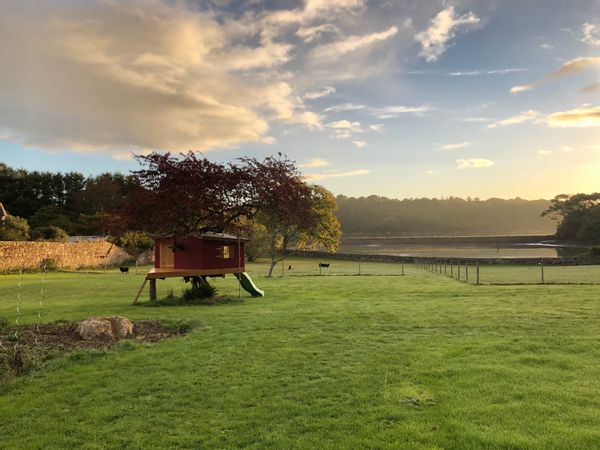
[76,316,134,341]
[108,316,134,339]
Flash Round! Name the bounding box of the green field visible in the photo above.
[2,258,600,449]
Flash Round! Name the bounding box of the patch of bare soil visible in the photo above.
[0,319,193,379]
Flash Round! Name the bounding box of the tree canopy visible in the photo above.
[542,193,600,242]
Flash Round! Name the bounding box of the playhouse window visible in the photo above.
[217,245,233,259]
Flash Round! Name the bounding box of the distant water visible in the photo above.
[339,236,585,259]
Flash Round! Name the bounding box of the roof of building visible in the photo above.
[157,231,248,242]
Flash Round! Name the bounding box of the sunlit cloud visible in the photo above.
[581,22,600,46]
[353,140,367,148]
[299,158,331,168]
[511,57,600,94]
[546,106,600,128]
[487,110,541,128]
[415,7,480,62]
[456,158,495,169]
[369,124,384,132]
[304,169,370,180]
[581,83,600,93]
[538,149,553,155]
[440,142,471,150]
[304,86,336,100]
[425,169,435,175]
[0,0,330,156]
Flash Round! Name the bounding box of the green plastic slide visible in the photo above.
[234,272,265,297]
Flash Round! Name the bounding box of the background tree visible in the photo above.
[115,231,155,274]
[30,226,69,242]
[0,215,30,241]
[542,193,600,242]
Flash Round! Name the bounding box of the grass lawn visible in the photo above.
[1,257,600,449]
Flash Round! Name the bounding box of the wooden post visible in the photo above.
[401,262,405,276]
[149,278,157,302]
[358,260,361,276]
[133,277,148,304]
[541,259,545,284]
[458,263,461,280]
[465,263,469,282]
[281,260,284,278]
[476,262,480,285]
[450,264,453,278]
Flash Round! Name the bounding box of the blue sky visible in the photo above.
[0,0,598,199]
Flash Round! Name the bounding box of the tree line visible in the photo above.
[336,195,556,236]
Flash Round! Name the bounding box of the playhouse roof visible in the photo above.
[158,231,248,242]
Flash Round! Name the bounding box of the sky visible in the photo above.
[0,0,599,200]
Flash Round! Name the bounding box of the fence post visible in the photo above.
[457,263,461,280]
[444,264,447,276]
[450,264,453,278]
[465,263,469,282]
[540,259,545,284]
[401,262,405,276]
[358,260,361,276]
[476,261,480,285]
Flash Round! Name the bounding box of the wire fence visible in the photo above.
[250,256,600,285]
[422,260,600,285]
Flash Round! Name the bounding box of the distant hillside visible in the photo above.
[336,195,556,237]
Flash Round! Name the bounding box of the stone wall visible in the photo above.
[0,241,131,272]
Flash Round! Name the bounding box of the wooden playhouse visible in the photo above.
[134,231,264,303]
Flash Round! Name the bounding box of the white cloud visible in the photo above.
[299,158,331,168]
[581,22,600,45]
[447,68,524,76]
[327,120,362,132]
[462,117,491,123]
[487,110,541,128]
[546,106,600,128]
[369,124,384,132]
[440,142,471,150]
[425,169,435,175]
[304,86,336,100]
[304,169,370,181]
[537,149,552,155]
[324,103,367,113]
[353,140,367,148]
[415,7,480,62]
[581,83,600,93]
[261,136,277,145]
[371,105,430,119]
[456,159,495,169]
[312,26,399,60]
[540,43,554,50]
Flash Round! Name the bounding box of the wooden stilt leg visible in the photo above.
[149,278,157,302]
[133,277,149,304]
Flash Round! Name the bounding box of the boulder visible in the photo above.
[77,316,134,341]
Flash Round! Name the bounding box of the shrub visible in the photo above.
[588,246,600,258]
[182,281,218,301]
[0,215,30,241]
[31,226,69,242]
[40,257,59,271]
